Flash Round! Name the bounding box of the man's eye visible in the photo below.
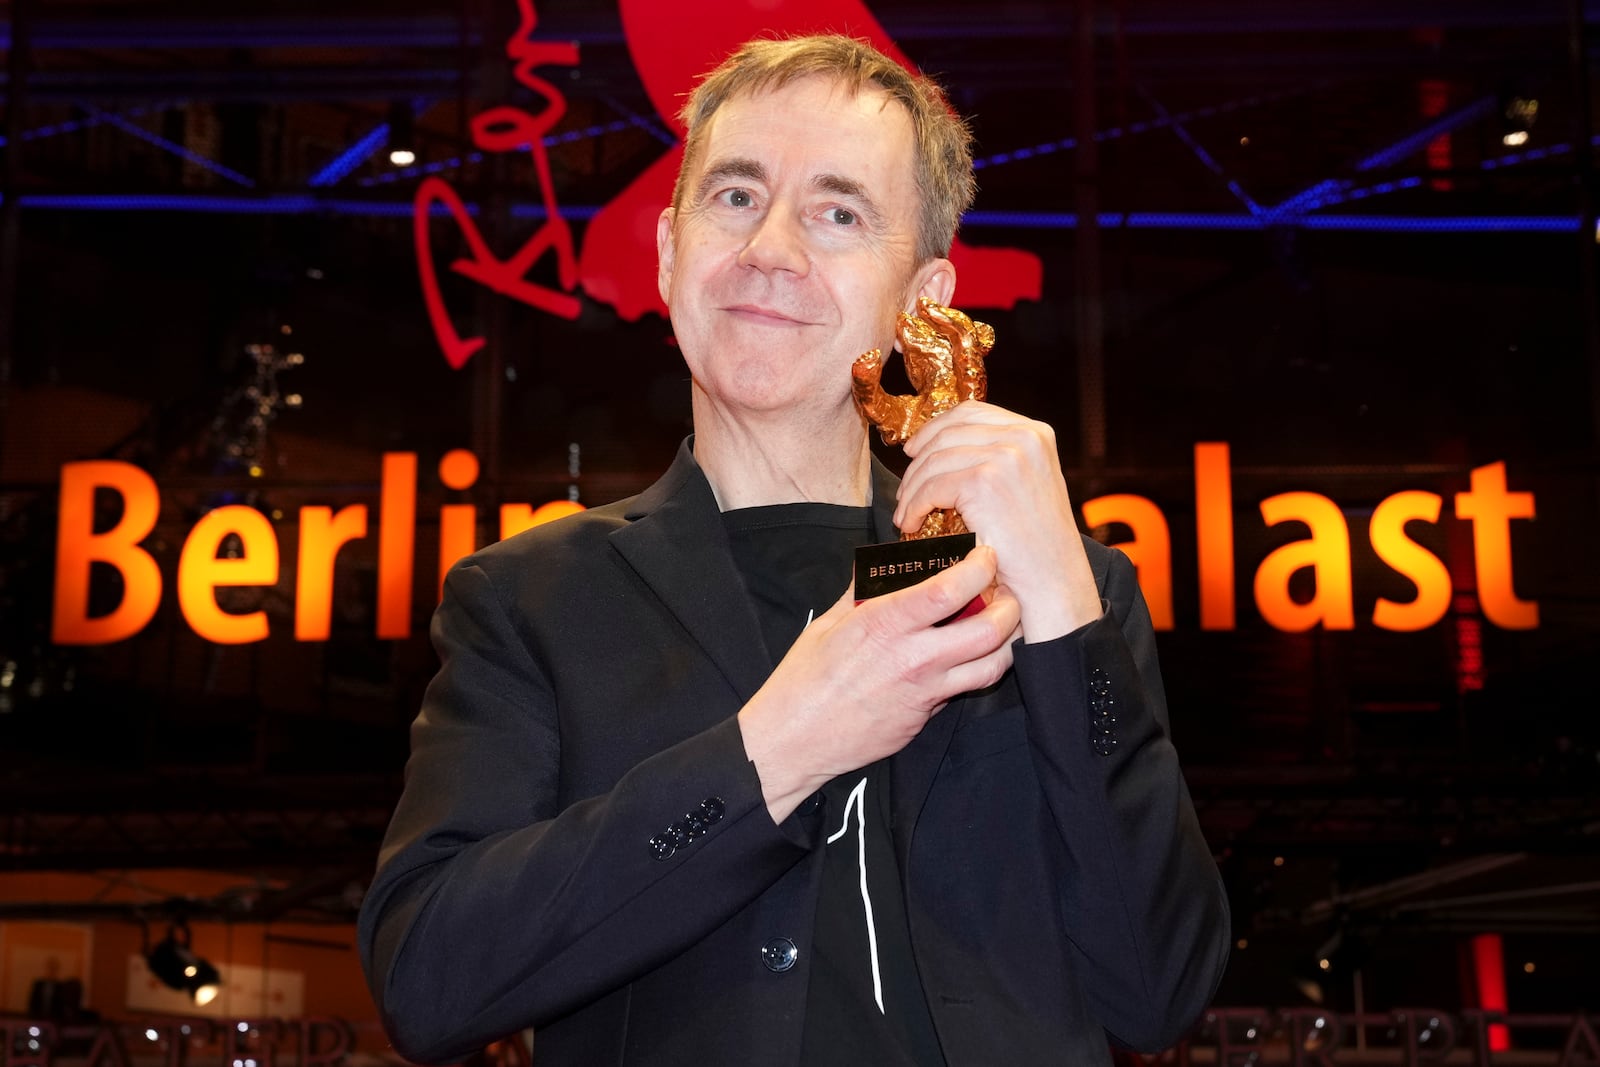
[828,208,857,225]
[722,189,754,208]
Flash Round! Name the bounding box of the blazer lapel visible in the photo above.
[609,439,773,704]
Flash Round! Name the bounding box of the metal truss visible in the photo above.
[0,778,398,875]
[0,8,1583,235]
[1189,768,1600,856]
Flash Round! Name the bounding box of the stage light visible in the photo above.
[387,101,416,167]
[146,921,223,1005]
[1501,96,1537,149]
[1293,923,1371,1006]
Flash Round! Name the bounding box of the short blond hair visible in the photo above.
[672,34,975,262]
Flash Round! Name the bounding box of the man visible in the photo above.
[359,34,1228,1066]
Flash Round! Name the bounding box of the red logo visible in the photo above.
[416,0,1041,367]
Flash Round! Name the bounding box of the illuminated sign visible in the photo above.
[50,443,1537,646]
[1087,443,1537,633]
[51,450,583,646]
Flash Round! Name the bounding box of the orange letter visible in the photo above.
[1370,491,1451,632]
[377,453,417,639]
[178,505,279,644]
[52,461,163,645]
[1081,493,1173,630]
[1195,442,1235,630]
[438,449,479,598]
[1454,461,1538,629]
[1254,492,1354,632]
[295,505,369,641]
[499,499,587,540]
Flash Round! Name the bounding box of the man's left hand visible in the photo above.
[894,401,1102,642]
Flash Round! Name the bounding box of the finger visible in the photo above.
[937,581,1021,651]
[894,448,993,532]
[904,404,1042,457]
[939,638,1015,697]
[897,426,1062,531]
[925,587,1021,695]
[857,545,998,636]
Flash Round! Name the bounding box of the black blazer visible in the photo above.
[358,440,1229,1066]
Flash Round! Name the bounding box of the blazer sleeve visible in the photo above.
[1010,538,1230,1051]
[356,560,816,1065]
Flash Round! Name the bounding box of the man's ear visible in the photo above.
[890,259,957,354]
[911,257,956,310]
[656,208,677,305]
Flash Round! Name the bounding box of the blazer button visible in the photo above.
[648,834,675,861]
[760,937,798,972]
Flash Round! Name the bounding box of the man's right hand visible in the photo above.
[737,545,1021,823]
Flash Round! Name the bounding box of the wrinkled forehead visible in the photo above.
[704,72,901,136]
[685,75,912,184]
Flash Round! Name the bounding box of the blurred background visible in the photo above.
[1,0,1596,1061]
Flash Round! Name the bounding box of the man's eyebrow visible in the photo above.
[812,174,886,227]
[693,158,767,204]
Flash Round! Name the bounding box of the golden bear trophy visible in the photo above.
[852,297,995,605]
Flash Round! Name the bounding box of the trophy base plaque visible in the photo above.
[855,532,984,623]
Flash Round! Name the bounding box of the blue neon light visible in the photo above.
[599,95,679,148]
[1299,215,1575,233]
[0,194,1572,234]
[87,106,256,188]
[972,86,1302,171]
[308,123,392,188]
[1353,95,1497,172]
[358,117,658,187]
[1140,89,1264,216]
[0,105,162,148]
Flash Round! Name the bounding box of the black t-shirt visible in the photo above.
[722,502,946,1067]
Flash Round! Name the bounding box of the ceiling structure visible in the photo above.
[0,1,1587,224]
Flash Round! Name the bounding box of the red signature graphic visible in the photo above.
[414,0,581,369]
[416,0,1041,368]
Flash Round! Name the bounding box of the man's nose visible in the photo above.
[737,207,809,275]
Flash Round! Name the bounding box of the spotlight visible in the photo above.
[387,101,416,168]
[1501,96,1538,148]
[1292,923,1370,1007]
[146,921,223,1006]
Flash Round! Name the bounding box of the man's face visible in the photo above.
[657,75,954,424]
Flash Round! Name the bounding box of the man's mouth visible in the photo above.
[722,304,812,326]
